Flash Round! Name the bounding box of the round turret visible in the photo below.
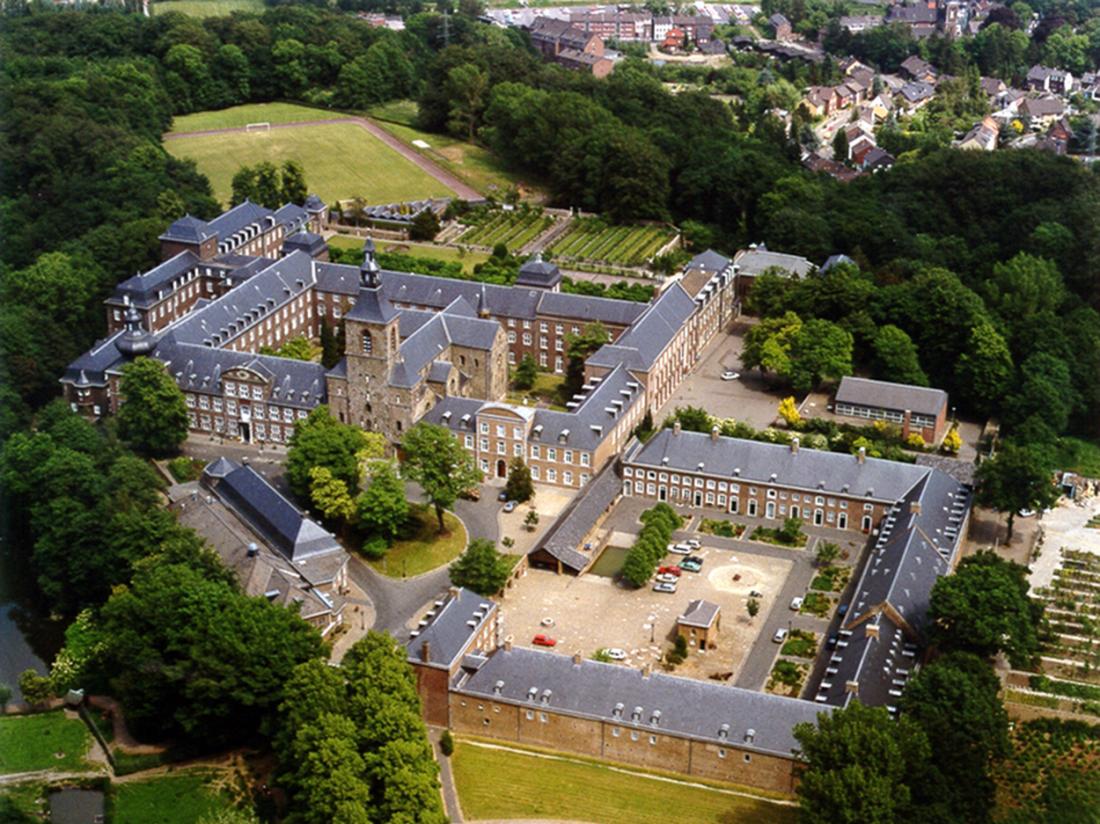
[115,306,156,357]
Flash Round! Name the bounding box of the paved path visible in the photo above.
[166,117,481,201]
[429,728,464,822]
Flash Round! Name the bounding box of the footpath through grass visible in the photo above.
[450,739,797,824]
[369,505,467,578]
[0,712,92,775]
[112,770,234,824]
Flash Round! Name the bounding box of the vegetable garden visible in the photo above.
[1033,548,1100,684]
[457,207,555,250]
[547,218,676,267]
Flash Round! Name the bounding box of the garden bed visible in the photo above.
[749,526,807,548]
[767,660,807,696]
[799,592,834,617]
[810,566,851,592]
[698,518,746,539]
[781,629,818,658]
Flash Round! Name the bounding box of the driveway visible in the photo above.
[656,321,790,429]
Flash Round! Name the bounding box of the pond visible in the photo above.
[589,545,629,578]
[0,540,65,700]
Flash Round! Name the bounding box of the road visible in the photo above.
[165,116,481,201]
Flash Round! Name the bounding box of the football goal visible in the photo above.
[245,122,271,133]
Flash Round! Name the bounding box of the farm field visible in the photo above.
[112,770,235,824]
[0,711,93,775]
[153,0,263,16]
[457,209,555,250]
[548,219,675,266]
[450,739,797,824]
[1033,548,1100,686]
[992,719,1100,822]
[368,100,536,198]
[166,122,451,207]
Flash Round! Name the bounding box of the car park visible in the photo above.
[826,633,838,650]
[498,491,508,502]
[658,565,682,577]
[789,596,804,611]
[503,501,516,513]
[652,582,677,593]
[1018,508,1036,518]
[605,648,628,661]
[668,543,692,555]
[459,487,481,501]
[837,604,848,618]
[532,634,557,647]
[655,573,678,584]
[772,627,789,643]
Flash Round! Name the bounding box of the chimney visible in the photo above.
[449,585,460,598]
[420,640,431,663]
[910,501,922,515]
[573,651,582,665]
[791,436,799,454]
[857,446,866,464]
[673,421,682,436]
[710,424,720,442]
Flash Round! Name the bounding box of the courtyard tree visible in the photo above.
[401,422,481,532]
[562,322,609,399]
[815,541,840,568]
[928,550,1044,667]
[449,538,511,597]
[778,396,801,427]
[746,598,760,620]
[513,354,537,390]
[524,510,539,531]
[309,466,357,526]
[286,407,368,502]
[17,669,53,706]
[974,442,1058,539]
[117,357,189,457]
[504,456,534,503]
[356,462,408,542]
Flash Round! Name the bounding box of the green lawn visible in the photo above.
[1054,437,1100,478]
[170,103,336,133]
[153,0,263,16]
[450,740,797,824]
[506,370,567,411]
[166,122,451,207]
[329,235,491,273]
[0,712,92,775]
[112,770,233,824]
[369,505,467,578]
[368,100,538,198]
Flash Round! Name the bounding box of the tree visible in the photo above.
[928,550,1044,668]
[286,407,369,502]
[787,319,853,392]
[357,462,409,542]
[816,541,840,567]
[513,354,537,390]
[746,598,760,620]
[281,160,308,205]
[778,396,802,427]
[954,320,1013,417]
[524,510,539,531]
[117,357,189,457]
[794,701,933,824]
[446,63,489,140]
[779,516,803,545]
[742,311,801,377]
[665,406,712,433]
[320,318,342,369]
[562,322,609,399]
[18,670,53,705]
[0,683,11,708]
[974,443,1058,539]
[449,539,510,598]
[410,209,440,241]
[871,325,928,386]
[310,466,357,525]
[504,457,534,503]
[401,422,482,532]
[832,129,850,164]
[899,652,1009,822]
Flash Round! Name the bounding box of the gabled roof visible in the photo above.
[160,215,213,243]
[534,459,622,572]
[684,249,731,274]
[516,253,562,288]
[346,286,399,324]
[405,588,497,669]
[733,246,814,277]
[835,376,947,418]
[586,284,695,372]
[679,599,720,628]
[207,200,275,241]
[110,251,202,307]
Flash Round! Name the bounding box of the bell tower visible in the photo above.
[343,238,400,433]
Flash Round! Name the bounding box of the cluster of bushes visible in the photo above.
[1028,675,1100,703]
[664,635,690,669]
[621,503,683,588]
[751,516,807,548]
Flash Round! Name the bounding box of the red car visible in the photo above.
[658,565,682,577]
[532,634,557,647]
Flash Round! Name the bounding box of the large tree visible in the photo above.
[871,324,928,386]
[357,462,409,542]
[117,357,189,457]
[928,550,1044,667]
[286,407,369,502]
[449,538,511,596]
[794,701,933,824]
[401,422,481,532]
[974,442,1059,539]
[504,456,534,503]
[562,322,609,399]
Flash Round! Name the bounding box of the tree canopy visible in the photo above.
[449,538,512,596]
[287,406,369,502]
[117,357,189,457]
[401,422,481,532]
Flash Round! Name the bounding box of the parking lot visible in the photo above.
[499,541,793,684]
[656,321,789,429]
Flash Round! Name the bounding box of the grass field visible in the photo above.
[167,122,451,207]
[458,209,555,250]
[369,100,538,198]
[506,370,567,411]
[369,505,467,578]
[169,103,337,134]
[112,770,233,824]
[450,740,798,824]
[328,235,491,273]
[0,712,92,775]
[549,219,676,266]
[153,0,262,16]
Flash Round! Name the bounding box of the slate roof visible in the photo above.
[457,646,825,758]
[160,215,214,243]
[732,247,814,277]
[282,231,327,257]
[388,299,501,389]
[835,376,947,418]
[819,254,855,273]
[274,203,309,234]
[420,396,486,431]
[207,200,275,243]
[315,261,361,296]
[345,286,400,324]
[60,330,128,388]
[587,284,695,372]
[679,599,720,628]
[516,254,562,289]
[684,249,732,274]
[899,81,935,103]
[304,194,325,212]
[534,363,644,450]
[627,429,929,504]
[405,587,497,669]
[535,457,622,572]
[110,251,203,307]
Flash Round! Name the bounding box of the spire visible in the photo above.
[115,306,155,357]
[360,235,380,288]
[477,283,489,317]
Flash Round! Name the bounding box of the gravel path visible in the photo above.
[166,117,481,200]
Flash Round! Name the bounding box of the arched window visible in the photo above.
[362,331,372,354]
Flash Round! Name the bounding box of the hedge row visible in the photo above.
[621,503,683,587]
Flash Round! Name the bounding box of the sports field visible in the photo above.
[166,121,451,207]
[153,0,263,16]
[169,103,334,133]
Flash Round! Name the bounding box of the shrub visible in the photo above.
[674,635,688,656]
[360,537,389,560]
[440,730,455,756]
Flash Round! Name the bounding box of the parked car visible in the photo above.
[772,627,789,644]
[686,538,702,549]
[652,582,678,593]
[658,565,682,577]
[721,369,740,381]
[680,558,703,572]
[497,491,508,502]
[837,604,848,618]
[668,543,692,555]
[503,501,516,513]
[790,596,804,611]
[459,487,481,501]
[1018,508,1037,518]
[655,573,678,584]
[826,633,838,650]
[749,589,763,598]
[532,634,557,647]
[605,648,628,661]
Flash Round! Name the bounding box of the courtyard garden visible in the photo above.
[811,565,851,593]
[547,218,676,268]
[767,660,808,697]
[0,712,93,775]
[750,517,808,548]
[367,504,467,578]
[781,629,818,659]
[800,592,835,618]
[699,518,746,539]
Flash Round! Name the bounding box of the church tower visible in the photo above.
[343,238,400,433]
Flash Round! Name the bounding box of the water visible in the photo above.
[589,545,629,578]
[0,540,65,700]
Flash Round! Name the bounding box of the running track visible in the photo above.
[164,116,481,201]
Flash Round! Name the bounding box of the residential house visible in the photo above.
[861,146,896,172]
[529,17,611,76]
[803,86,839,117]
[839,15,883,32]
[899,55,938,84]
[957,116,999,151]
[570,11,652,41]
[980,76,1007,98]
[803,152,864,182]
[769,12,792,40]
[1019,95,1066,127]
[898,80,936,111]
[1026,65,1074,95]
[834,376,949,443]
[678,600,721,648]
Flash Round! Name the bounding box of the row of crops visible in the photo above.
[548,221,676,266]
[457,209,555,249]
[1033,549,1100,684]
